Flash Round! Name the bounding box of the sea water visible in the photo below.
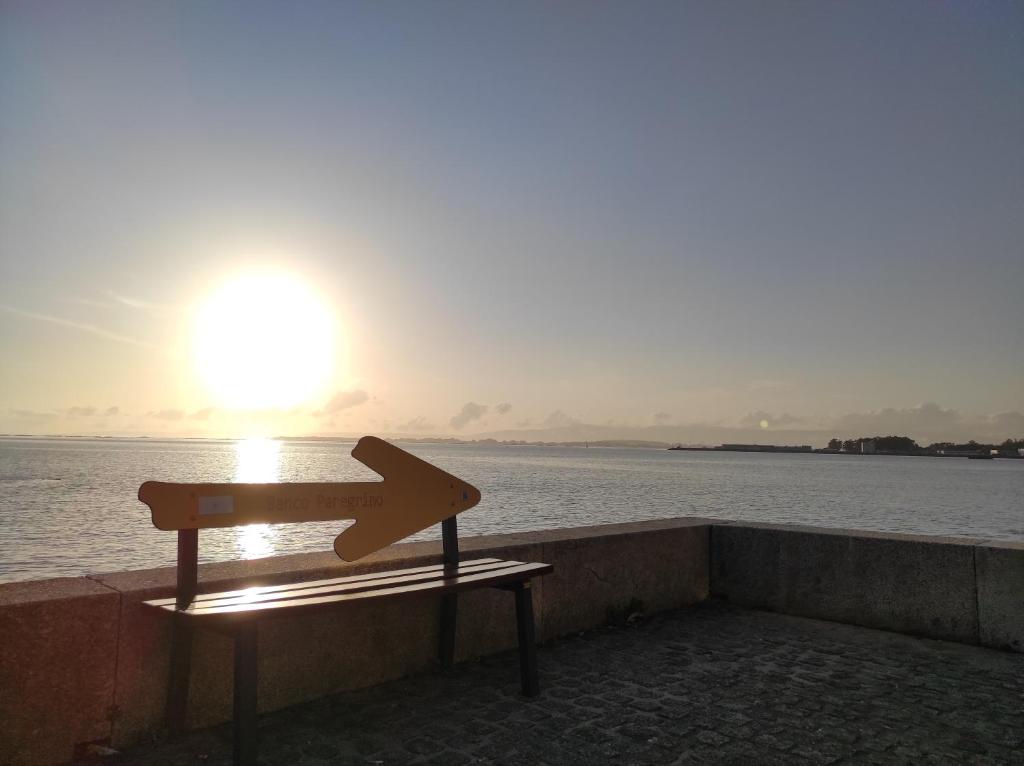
[1,436,1021,582]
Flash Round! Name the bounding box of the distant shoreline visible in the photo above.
[668,444,1023,460]
[1,433,1021,458]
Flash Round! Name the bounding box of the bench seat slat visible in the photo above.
[154,559,528,611]
[188,561,551,618]
[149,561,552,620]
[146,557,505,607]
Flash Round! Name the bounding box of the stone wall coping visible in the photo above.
[2,517,1020,603]
[0,575,116,606]
[708,519,997,547]
[973,538,1024,551]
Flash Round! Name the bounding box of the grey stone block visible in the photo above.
[710,523,979,643]
[975,540,1024,652]
[538,522,709,640]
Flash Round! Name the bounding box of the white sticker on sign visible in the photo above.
[198,496,234,515]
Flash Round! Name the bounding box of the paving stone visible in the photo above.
[107,603,1024,766]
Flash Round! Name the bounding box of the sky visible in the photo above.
[1,1,1021,445]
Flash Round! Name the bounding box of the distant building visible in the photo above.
[861,440,877,454]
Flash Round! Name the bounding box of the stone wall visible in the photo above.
[0,519,708,766]
[709,523,1023,650]
[2,518,1022,765]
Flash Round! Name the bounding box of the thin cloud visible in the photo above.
[106,290,177,313]
[1,304,158,349]
[67,297,119,309]
[66,406,97,417]
[103,406,120,416]
[830,403,1024,442]
[740,411,804,428]
[150,409,184,421]
[495,402,512,415]
[396,416,434,432]
[832,403,960,436]
[543,410,579,429]
[9,409,58,421]
[987,411,1024,434]
[318,389,369,416]
[190,407,215,420]
[450,402,488,430]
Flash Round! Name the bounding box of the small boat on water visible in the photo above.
[968,453,994,460]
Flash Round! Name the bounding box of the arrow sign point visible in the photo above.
[332,437,481,561]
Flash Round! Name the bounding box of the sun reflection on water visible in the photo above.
[232,438,281,559]
[234,438,282,482]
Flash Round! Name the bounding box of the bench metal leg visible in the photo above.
[439,516,459,669]
[166,612,193,734]
[513,583,539,697]
[439,593,458,668]
[233,622,259,766]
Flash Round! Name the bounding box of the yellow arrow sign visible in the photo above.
[138,436,482,561]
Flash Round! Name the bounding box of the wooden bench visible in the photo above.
[138,436,552,766]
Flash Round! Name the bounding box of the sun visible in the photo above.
[193,271,336,410]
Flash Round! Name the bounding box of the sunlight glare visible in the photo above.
[235,525,276,560]
[194,271,336,410]
[233,438,280,559]
[234,438,282,482]
[236,587,263,604]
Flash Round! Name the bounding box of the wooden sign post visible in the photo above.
[138,436,482,561]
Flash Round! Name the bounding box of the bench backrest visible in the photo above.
[138,436,481,606]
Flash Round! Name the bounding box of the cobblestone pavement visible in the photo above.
[109,603,1024,765]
